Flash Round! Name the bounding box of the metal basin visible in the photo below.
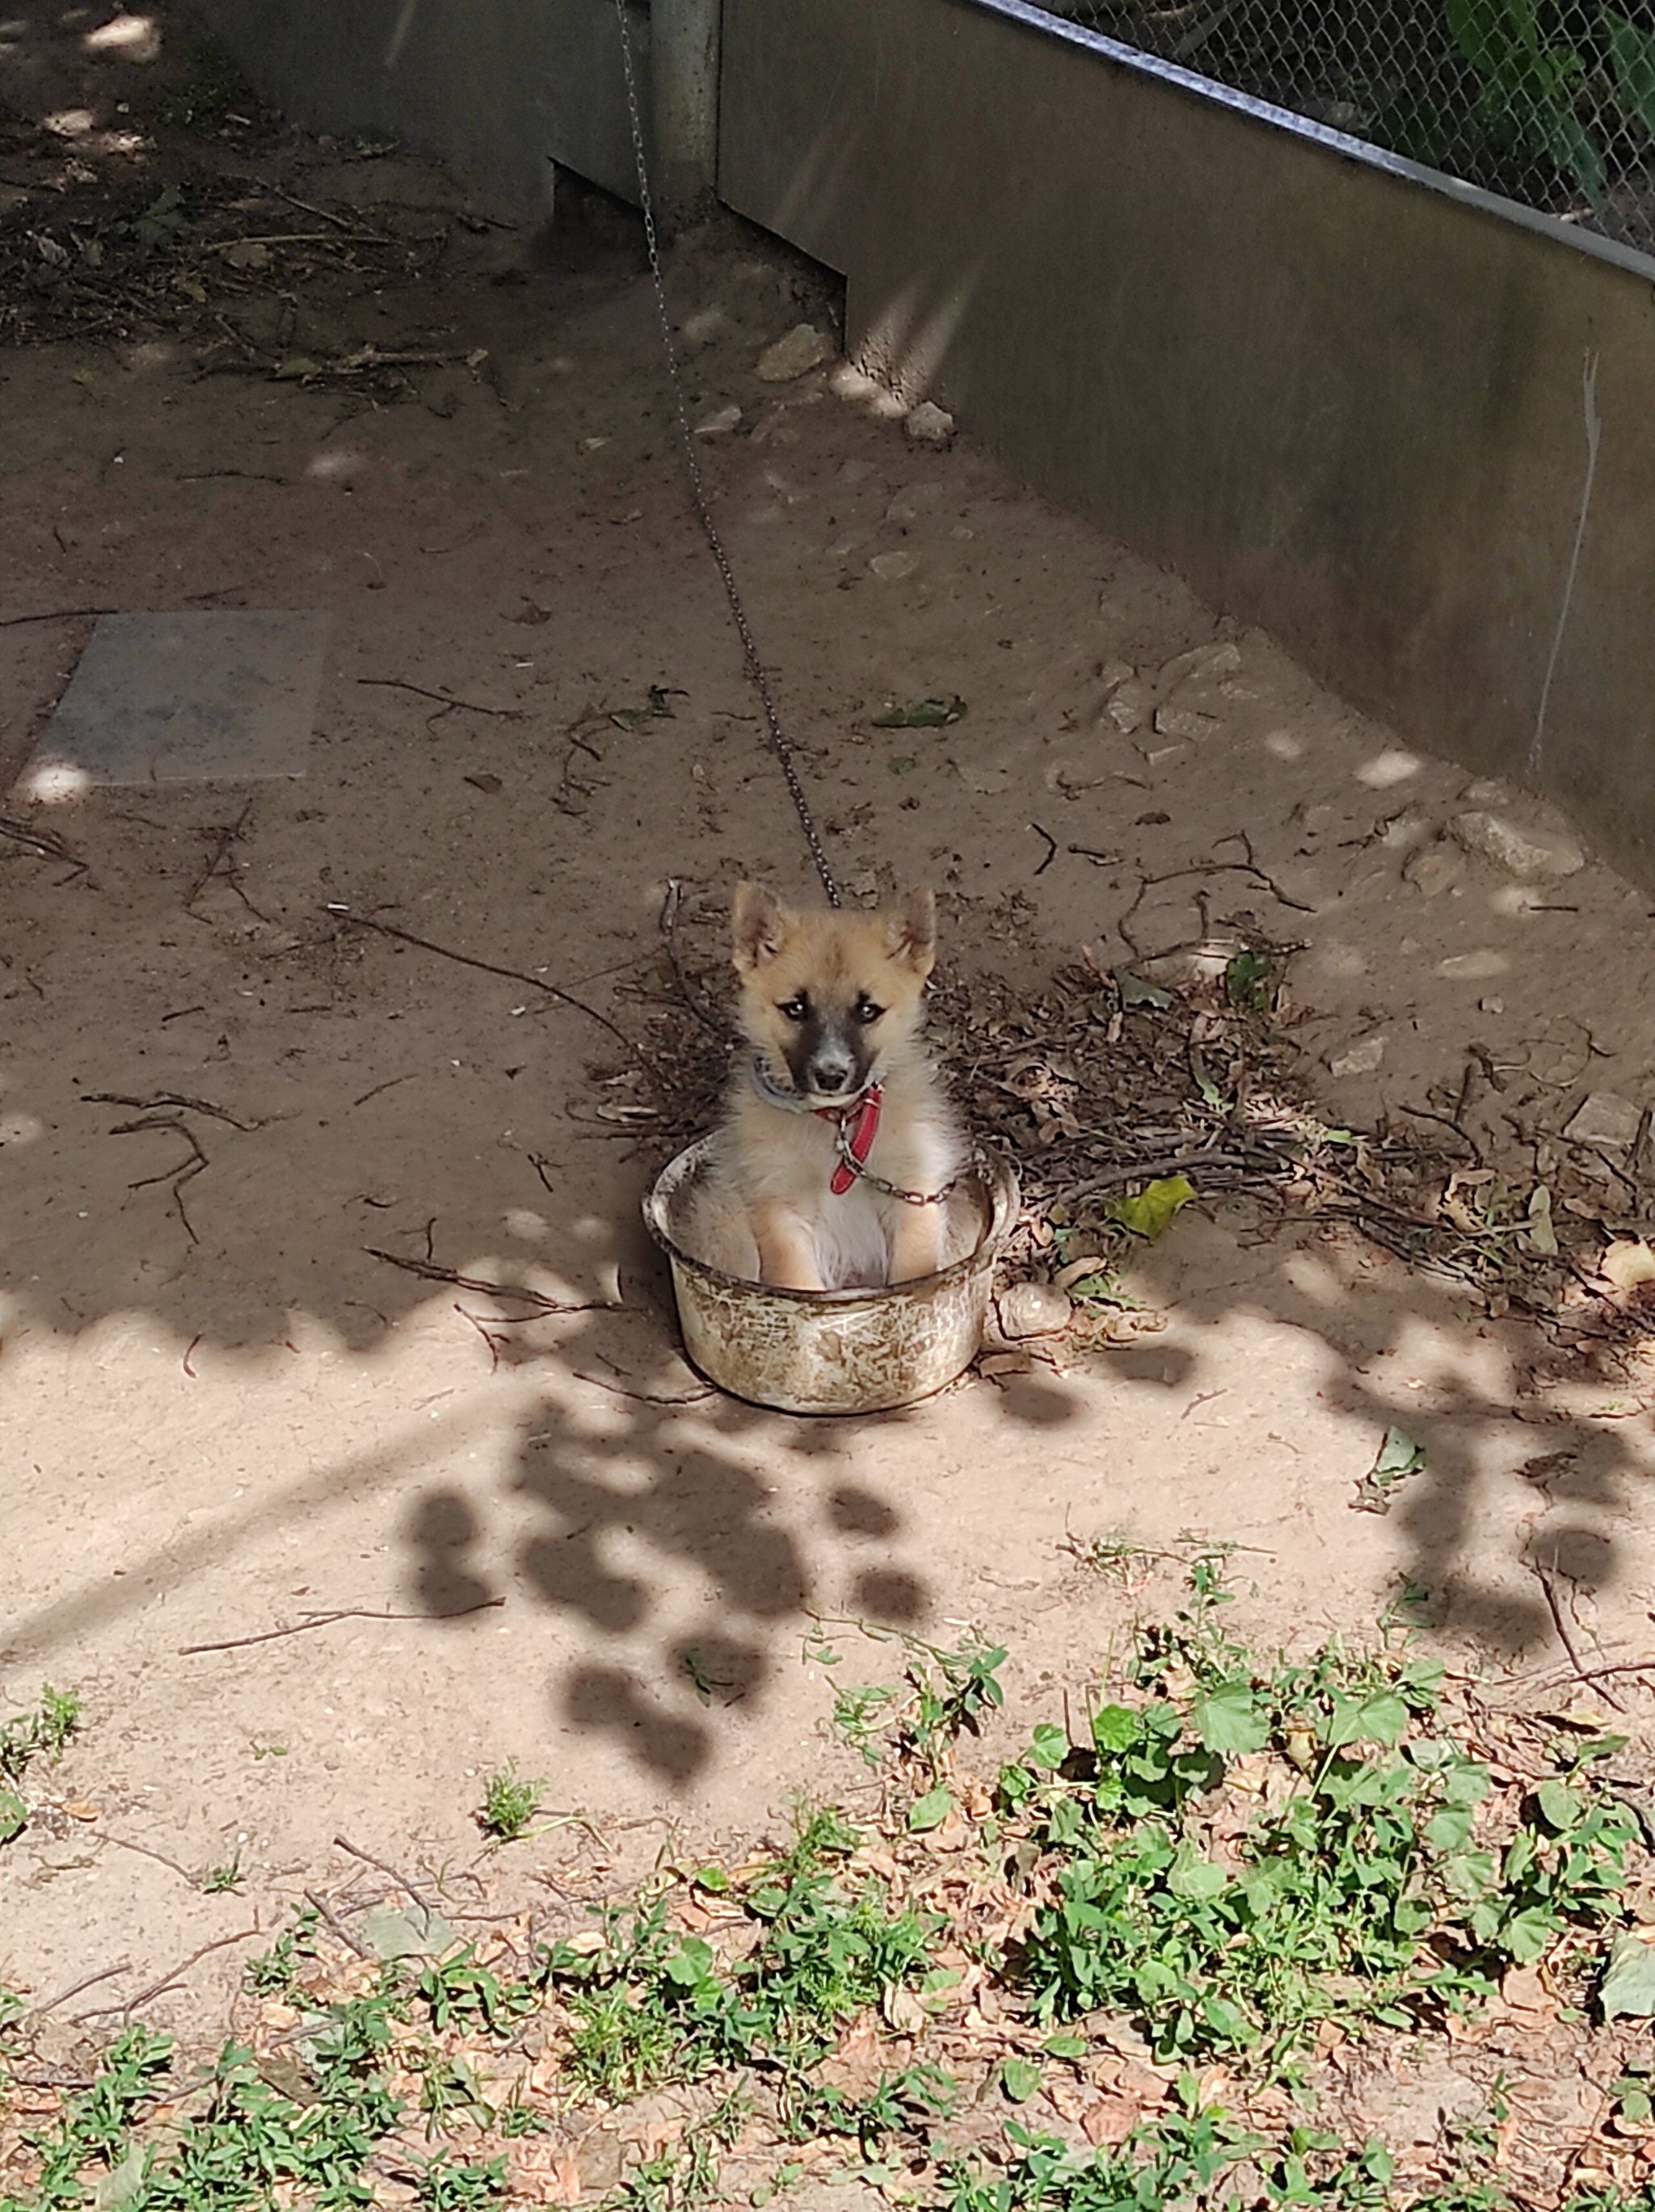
[643,1140,1019,1414]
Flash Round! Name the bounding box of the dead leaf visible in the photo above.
[1603,1239,1655,1295]
[1501,1963,1552,2013]
[882,1984,928,2035]
[1076,2095,1139,2146]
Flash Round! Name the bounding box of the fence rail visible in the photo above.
[1039,0,1655,253]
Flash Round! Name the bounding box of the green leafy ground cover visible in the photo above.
[5,1561,1655,2210]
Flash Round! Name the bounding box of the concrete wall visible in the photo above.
[720,0,1655,885]
[188,0,651,213]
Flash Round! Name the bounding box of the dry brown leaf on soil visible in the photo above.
[1602,1240,1655,1296]
[1501,1962,1558,2019]
[1080,2095,1142,2147]
[509,2142,584,2205]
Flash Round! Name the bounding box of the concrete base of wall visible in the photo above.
[719,0,1655,888]
[187,0,651,214]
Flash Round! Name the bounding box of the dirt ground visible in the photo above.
[6,0,1655,2063]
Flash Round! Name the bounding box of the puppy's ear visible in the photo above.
[731,881,793,972]
[882,885,937,977]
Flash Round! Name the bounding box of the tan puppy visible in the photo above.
[686,883,971,1291]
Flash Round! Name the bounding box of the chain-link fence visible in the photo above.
[1038,0,1655,253]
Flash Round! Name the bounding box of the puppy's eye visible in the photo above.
[779,995,810,1023]
[853,996,885,1026]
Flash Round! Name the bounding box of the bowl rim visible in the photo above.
[642,1137,1020,1308]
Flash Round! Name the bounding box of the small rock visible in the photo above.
[828,361,907,419]
[1153,705,1220,742]
[1355,747,1423,788]
[884,482,945,524]
[868,550,918,581]
[1099,678,1152,735]
[1403,843,1464,897]
[1438,949,1508,980]
[1380,807,1434,851]
[1097,659,1136,691]
[1157,639,1242,688]
[692,402,742,437]
[1479,996,1505,1014]
[1326,1034,1387,1078]
[682,305,728,348]
[1564,1092,1642,1149]
[1461,777,1510,804]
[996,1281,1072,1339]
[755,323,832,381]
[903,400,955,448]
[1447,811,1585,882]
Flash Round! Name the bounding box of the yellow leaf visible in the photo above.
[1603,1239,1655,1294]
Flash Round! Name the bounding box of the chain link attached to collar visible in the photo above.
[746,1054,957,1207]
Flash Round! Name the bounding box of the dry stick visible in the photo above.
[367,1246,619,1314]
[326,908,642,1061]
[660,879,725,1039]
[120,1928,259,2016]
[82,1089,260,1131]
[570,1370,714,1406]
[99,1831,197,1882]
[268,184,390,238]
[178,1597,505,1656]
[1535,1557,1627,1712]
[74,1928,259,2022]
[332,1833,439,1920]
[457,1303,506,1371]
[304,1890,370,1959]
[0,815,88,873]
[357,676,524,719]
[0,605,115,626]
[1030,823,1059,876]
[34,1960,132,2016]
[107,1114,208,1242]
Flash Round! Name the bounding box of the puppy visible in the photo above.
[686,882,971,1291]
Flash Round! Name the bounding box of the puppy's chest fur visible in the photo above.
[727,1059,964,1287]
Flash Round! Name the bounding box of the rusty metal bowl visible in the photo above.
[643,1141,1019,1414]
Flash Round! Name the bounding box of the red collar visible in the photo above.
[817,1083,882,1194]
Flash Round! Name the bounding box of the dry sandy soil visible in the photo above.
[5,0,1655,2066]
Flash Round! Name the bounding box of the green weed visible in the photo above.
[415,1947,542,2037]
[1,1684,82,1839]
[545,1805,936,2099]
[417,2151,507,2210]
[200,1852,244,1895]
[998,1609,1637,2067]
[478,1759,542,1842]
[826,1632,1005,1779]
[243,1902,321,1995]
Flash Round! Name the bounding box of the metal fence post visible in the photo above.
[649,0,722,230]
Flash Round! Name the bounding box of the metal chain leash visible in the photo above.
[610,1,842,908]
[829,1115,964,1207]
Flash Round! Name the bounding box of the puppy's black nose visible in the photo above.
[809,1054,853,1093]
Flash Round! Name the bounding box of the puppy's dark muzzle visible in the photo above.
[788,1015,870,1106]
